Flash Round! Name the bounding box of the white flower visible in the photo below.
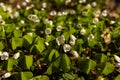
[70,34,76,41]
[80,28,86,35]
[117,63,120,66]
[28,32,33,36]
[49,20,53,25]
[13,52,20,59]
[45,28,52,35]
[0,51,2,56]
[114,55,120,63]
[25,0,31,3]
[22,2,27,6]
[56,25,63,31]
[58,12,62,16]
[0,19,5,25]
[0,15,2,19]
[63,44,71,52]
[86,4,91,9]
[16,27,19,30]
[93,17,99,24]
[17,4,21,9]
[2,72,11,78]
[79,0,86,3]
[42,2,47,8]
[7,7,12,13]
[49,10,57,16]
[93,10,101,17]
[88,34,94,40]
[1,52,9,60]
[45,42,49,46]
[26,4,34,10]
[28,14,40,22]
[62,11,68,15]
[70,50,79,59]
[69,40,76,45]
[91,2,97,7]
[110,20,115,24]
[20,20,25,24]
[56,35,65,46]
[10,11,19,19]
[102,10,107,17]
[65,0,71,5]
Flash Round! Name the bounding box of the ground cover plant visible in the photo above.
[0,0,120,80]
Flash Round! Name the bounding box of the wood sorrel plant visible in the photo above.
[0,0,120,80]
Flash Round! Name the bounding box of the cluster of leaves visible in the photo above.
[0,0,120,80]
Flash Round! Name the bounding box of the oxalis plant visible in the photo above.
[0,0,120,80]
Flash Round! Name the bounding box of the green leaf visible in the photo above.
[101,62,115,75]
[23,34,34,47]
[12,37,23,50]
[45,64,53,75]
[46,35,55,42]
[97,76,105,80]
[24,55,33,69]
[3,58,17,71]
[49,49,59,61]
[0,26,5,39]
[114,75,120,80]
[30,75,49,80]
[14,29,22,37]
[0,41,4,50]
[60,54,71,72]
[69,26,76,34]
[4,24,15,33]
[62,73,76,80]
[95,53,107,63]
[88,39,97,48]
[53,56,61,68]
[77,59,96,74]
[20,72,33,80]
[30,37,45,54]
[18,55,33,70]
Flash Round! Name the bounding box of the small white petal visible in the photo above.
[69,40,76,45]
[13,52,20,59]
[28,32,33,36]
[71,50,79,58]
[25,0,31,3]
[70,34,76,41]
[20,20,25,24]
[49,10,57,16]
[42,2,47,8]
[56,26,63,31]
[110,20,115,24]
[91,2,97,7]
[45,42,49,46]
[0,51,2,56]
[79,0,86,3]
[2,72,11,78]
[22,2,27,6]
[114,55,120,63]
[0,15,2,19]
